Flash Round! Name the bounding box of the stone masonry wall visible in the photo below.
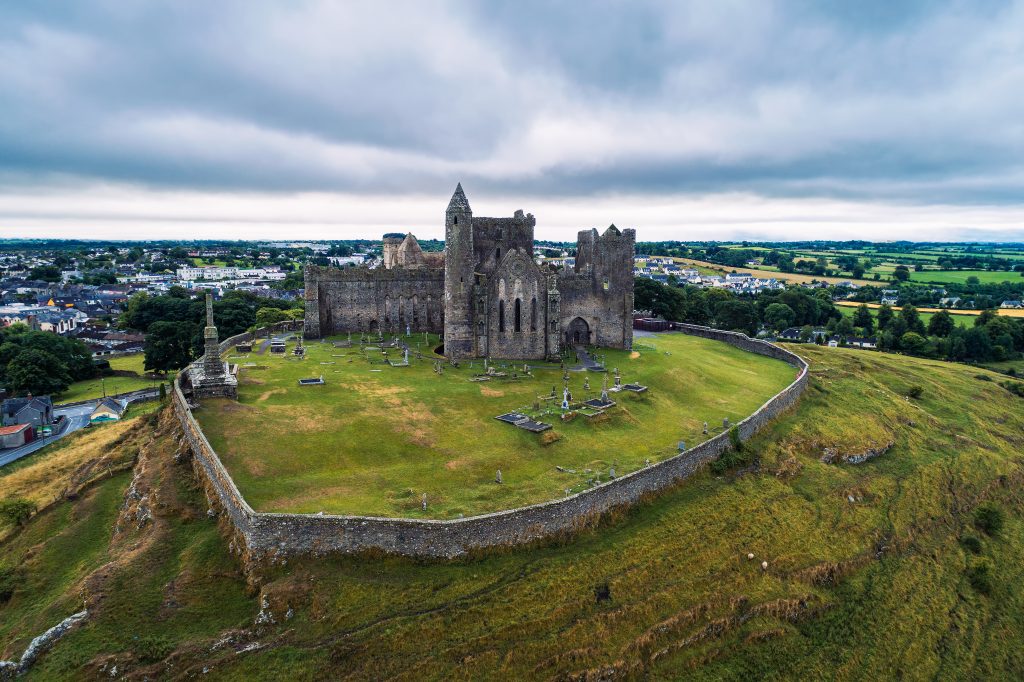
[173,325,809,560]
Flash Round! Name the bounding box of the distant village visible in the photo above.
[3,240,1021,365]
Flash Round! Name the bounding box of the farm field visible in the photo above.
[59,354,171,403]
[907,269,1023,285]
[672,258,877,286]
[195,332,796,518]
[836,304,978,329]
[834,300,1024,319]
[4,347,1024,679]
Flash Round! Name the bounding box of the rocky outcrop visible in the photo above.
[0,610,90,677]
[820,442,893,465]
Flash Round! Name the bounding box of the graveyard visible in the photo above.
[193,331,796,518]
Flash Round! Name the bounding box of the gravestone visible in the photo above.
[495,470,502,484]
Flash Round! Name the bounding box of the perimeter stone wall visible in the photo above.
[173,325,809,560]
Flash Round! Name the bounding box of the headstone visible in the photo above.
[406,324,411,336]
[678,441,686,452]
[495,470,502,484]
[583,377,590,391]
[609,467,616,479]
[723,417,730,429]
[703,421,709,435]
[421,493,427,511]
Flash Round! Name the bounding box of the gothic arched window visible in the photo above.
[499,300,505,332]
[514,298,522,333]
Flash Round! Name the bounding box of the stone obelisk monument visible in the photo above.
[189,294,238,399]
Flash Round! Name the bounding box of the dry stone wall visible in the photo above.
[173,325,809,560]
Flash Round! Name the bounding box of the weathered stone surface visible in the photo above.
[173,324,809,560]
[17,610,88,674]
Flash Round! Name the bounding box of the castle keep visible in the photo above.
[304,184,635,360]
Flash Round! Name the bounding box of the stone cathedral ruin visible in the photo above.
[303,184,636,360]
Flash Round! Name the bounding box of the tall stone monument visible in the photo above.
[190,294,238,399]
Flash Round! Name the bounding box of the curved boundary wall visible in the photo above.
[173,323,809,559]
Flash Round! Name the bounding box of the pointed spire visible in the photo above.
[447,182,471,213]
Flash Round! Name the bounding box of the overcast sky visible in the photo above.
[2,0,1024,242]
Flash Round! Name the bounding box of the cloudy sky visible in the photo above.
[2,0,1024,241]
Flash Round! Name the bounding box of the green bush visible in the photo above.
[959,534,983,555]
[905,385,924,400]
[711,427,753,474]
[134,634,175,663]
[974,503,1005,537]
[0,498,36,526]
[974,374,993,382]
[1000,381,1024,398]
[967,558,994,595]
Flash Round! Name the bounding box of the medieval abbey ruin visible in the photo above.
[304,184,636,360]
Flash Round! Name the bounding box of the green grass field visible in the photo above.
[4,346,1024,679]
[908,269,1023,285]
[195,333,797,518]
[59,354,171,403]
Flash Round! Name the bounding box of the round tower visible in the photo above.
[444,183,475,358]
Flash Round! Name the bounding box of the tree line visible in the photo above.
[120,289,303,373]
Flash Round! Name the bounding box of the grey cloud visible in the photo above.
[0,0,1023,220]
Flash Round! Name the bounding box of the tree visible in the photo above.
[6,348,72,395]
[893,265,910,282]
[899,304,926,335]
[899,332,928,355]
[966,275,981,285]
[877,303,894,330]
[28,265,61,282]
[714,299,758,336]
[851,264,865,279]
[927,309,955,337]
[255,307,289,328]
[763,303,795,332]
[144,321,199,373]
[834,317,855,339]
[852,304,874,335]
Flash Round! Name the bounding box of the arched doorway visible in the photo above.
[566,317,590,345]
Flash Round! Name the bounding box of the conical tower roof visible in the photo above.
[447,183,471,213]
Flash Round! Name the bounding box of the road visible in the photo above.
[0,400,123,469]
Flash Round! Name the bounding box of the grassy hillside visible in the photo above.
[2,346,1023,679]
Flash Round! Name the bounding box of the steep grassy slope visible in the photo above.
[2,346,1023,680]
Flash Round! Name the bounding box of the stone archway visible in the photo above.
[566,317,590,346]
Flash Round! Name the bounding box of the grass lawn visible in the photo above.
[59,354,172,403]
[195,332,797,518]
